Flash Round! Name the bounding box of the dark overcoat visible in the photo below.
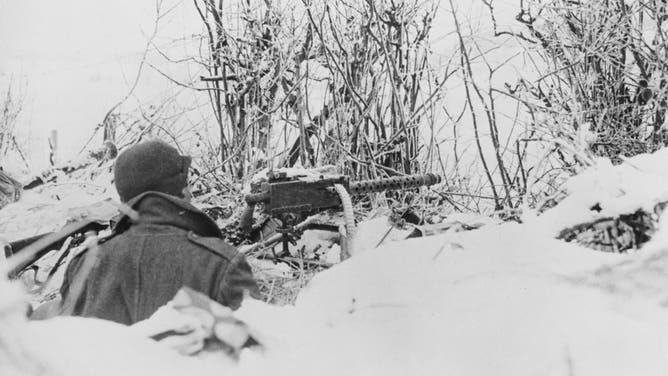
[60,191,258,325]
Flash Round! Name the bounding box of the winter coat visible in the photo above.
[60,191,259,325]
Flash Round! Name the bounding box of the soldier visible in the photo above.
[59,140,258,325]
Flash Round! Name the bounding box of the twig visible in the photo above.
[260,255,333,268]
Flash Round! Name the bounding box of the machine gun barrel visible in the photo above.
[348,173,441,195]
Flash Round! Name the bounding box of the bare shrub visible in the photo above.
[183,0,447,184]
[0,82,29,170]
[514,0,668,164]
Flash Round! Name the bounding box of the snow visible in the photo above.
[230,222,668,375]
[351,215,413,253]
[23,317,221,376]
[524,147,668,237]
[0,160,117,242]
[5,148,668,374]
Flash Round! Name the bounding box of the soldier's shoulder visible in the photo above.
[186,231,240,261]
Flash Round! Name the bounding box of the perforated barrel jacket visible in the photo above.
[60,192,258,325]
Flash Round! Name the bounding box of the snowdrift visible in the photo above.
[3,149,668,375]
[232,222,668,375]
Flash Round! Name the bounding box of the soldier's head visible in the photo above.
[113,140,192,202]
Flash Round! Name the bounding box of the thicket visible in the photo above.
[509,0,668,164]
[103,0,668,215]
[187,0,443,181]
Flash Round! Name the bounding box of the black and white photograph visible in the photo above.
[1,0,668,374]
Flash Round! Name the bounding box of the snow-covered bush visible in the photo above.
[516,0,668,164]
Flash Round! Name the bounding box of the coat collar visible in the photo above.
[113,191,222,238]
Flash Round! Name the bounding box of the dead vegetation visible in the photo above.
[558,207,662,253]
[253,266,320,306]
[0,169,21,209]
[494,0,668,165]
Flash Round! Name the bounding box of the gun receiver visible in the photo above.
[238,172,441,234]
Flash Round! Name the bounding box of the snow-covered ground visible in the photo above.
[3,147,668,375]
[236,224,666,375]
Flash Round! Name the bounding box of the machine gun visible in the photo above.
[238,171,442,255]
